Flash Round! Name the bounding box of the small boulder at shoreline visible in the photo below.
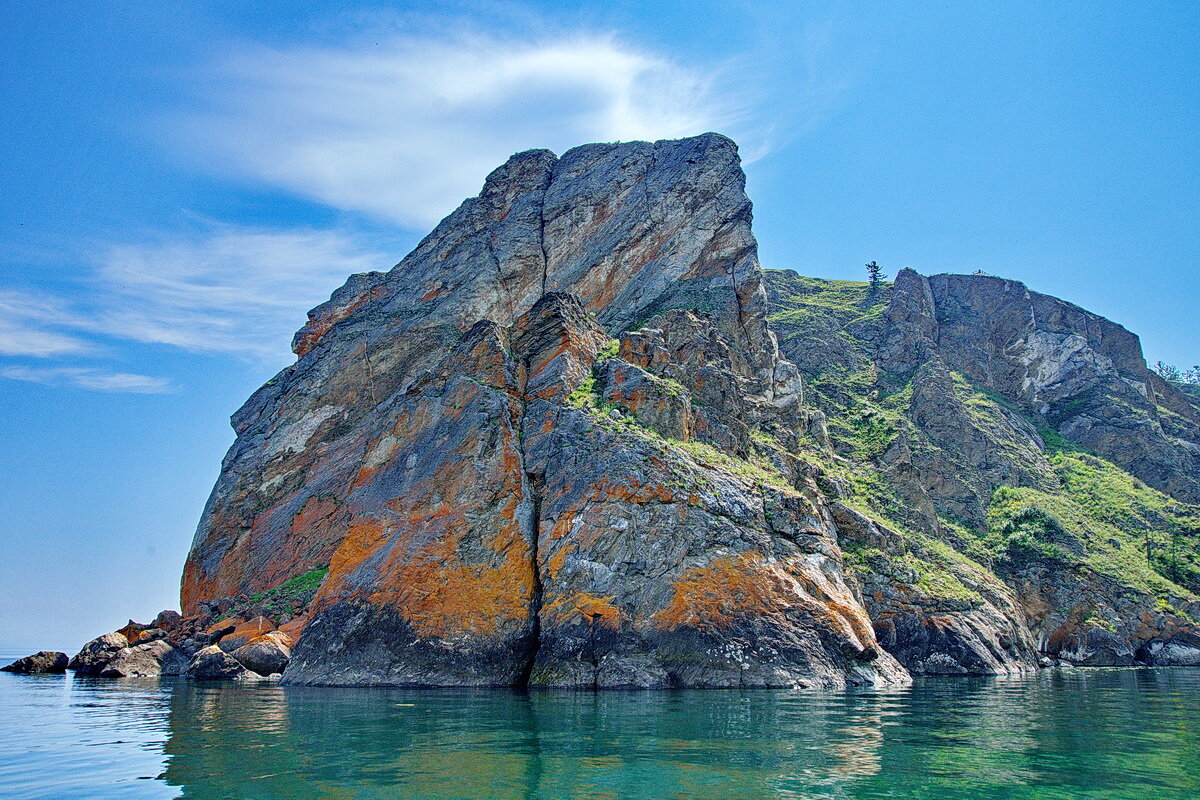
[231,631,292,676]
[68,632,128,674]
[2,651,69,674]
[216,617,276,654]
[100,640,189,678]
[187,645,252,680]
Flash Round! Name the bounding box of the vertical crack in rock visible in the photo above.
[514,349,545,687]
[536,165,553,298]
[487,240,518,329]
[518,466,545,687]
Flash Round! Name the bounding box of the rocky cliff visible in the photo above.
[177,133,899,689]
[48,132,1200,687]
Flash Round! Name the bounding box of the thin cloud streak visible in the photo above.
[1,366,175,394]
[0,291,93,357]
[1,27,780,391]
[87,226,387,358]
[187,31,748,227]
[0,225,388,392]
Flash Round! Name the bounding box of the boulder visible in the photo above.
[1138,631,1200,666]
[277,615,309,643]
[231,631,292,676]
[596,359,692,440]
[216,617,276,654]
[186,645,253,680]
[99,640,189,677]
[68,632,128,674]
[1051,626,1138,666]
[153,609,184,630]
[129,628,167,645]
[1,651,69,674]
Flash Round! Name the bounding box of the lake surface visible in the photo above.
[1,661,1197,800]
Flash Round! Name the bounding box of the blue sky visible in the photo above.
[2,1,1197,652]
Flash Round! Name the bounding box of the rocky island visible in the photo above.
[31,133,1200,687]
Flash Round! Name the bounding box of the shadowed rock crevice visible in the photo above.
[516,468,545,687]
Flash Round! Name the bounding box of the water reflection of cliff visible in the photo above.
[157,671,1200,799]
[160,684,897,799]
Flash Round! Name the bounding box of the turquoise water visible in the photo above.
[0,663,1197,799]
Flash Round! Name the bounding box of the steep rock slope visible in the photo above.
[183,133,901,688]
[765,270,1200,674]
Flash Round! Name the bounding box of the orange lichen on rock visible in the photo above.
[181,558,225,617]
[543,592,623,630]
[590,476,680,506]
[393,537,533,639]
[791,570,877,648]
[219,617,277,652]
[318,485,534,641]
[547,542,574,579]
[293,283,387,356]
[206,617,243,636]
[291,496,341,540]
[318,517,391,604]
[278,616,307,641]
[653,553,792,631]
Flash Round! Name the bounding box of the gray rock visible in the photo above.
[1,651,68,674]
[1138,632,1200,666]
[100,640,188,677]
[68,632,127,675]
[877,268,1200,503]
[230,632,292,676]
[1051,626,1138,667]
[186,645,252,680]
[153,609,183,629]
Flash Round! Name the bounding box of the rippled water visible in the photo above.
[1,660,1197,800]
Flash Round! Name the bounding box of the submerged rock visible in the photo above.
[1,651,68,674]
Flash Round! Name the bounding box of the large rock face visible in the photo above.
[765,267,1200,675]
[880,268,1200,502]
[184,133,895,688]
[177,133,1200,686]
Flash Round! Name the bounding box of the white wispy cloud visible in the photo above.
[1,366,174,394]
[0,291,93,357]
[0,225,387,391]
[185,31,745,227]
[86,225,387,357]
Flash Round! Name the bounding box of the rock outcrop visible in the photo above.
[881,268,1200,503]
[100,640,188,678]
[61,133,1200,686]
[766,266,1200,674]
[2,651,68,674]
[65,610,292,679]
[181,133,899,689]
[68,632,129,675]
